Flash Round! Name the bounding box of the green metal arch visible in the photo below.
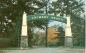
[27,15,67,23]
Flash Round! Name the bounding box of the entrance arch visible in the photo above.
[20,14,73,48]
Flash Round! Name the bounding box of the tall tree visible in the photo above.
[49,0,85,16]
[0,0,46,47]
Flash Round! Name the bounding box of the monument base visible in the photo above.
[65,36,73,47]
[20,36,28,48]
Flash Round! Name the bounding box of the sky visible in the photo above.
[52,0,57,1]
[84,0,86,15]
[48,21,66,28]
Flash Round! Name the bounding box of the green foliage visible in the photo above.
[0,38,10,48]
[0,0,46,47]
[49,0,85,16]
[0,0,85,47]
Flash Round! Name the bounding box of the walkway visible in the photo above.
[0,47,85,53]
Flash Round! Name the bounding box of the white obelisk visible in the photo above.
[20,12,28,48]
[65,16,73,47]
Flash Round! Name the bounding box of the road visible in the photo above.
[0,47,85,53]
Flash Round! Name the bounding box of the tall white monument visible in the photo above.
[65,16,73,47]
[20,12,28,48]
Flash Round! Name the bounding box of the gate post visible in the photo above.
[20,12,28,49]
[65,16,73,47]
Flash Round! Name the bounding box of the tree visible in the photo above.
[50,24,65,46]
[58,26,65,46]
[27,18,49,47]
[0,0,46,47]
[49,0,85,16]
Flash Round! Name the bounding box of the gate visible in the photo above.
[27,15,66,47]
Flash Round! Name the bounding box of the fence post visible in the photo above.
[20,12,28,49]
[65,16,73,47]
